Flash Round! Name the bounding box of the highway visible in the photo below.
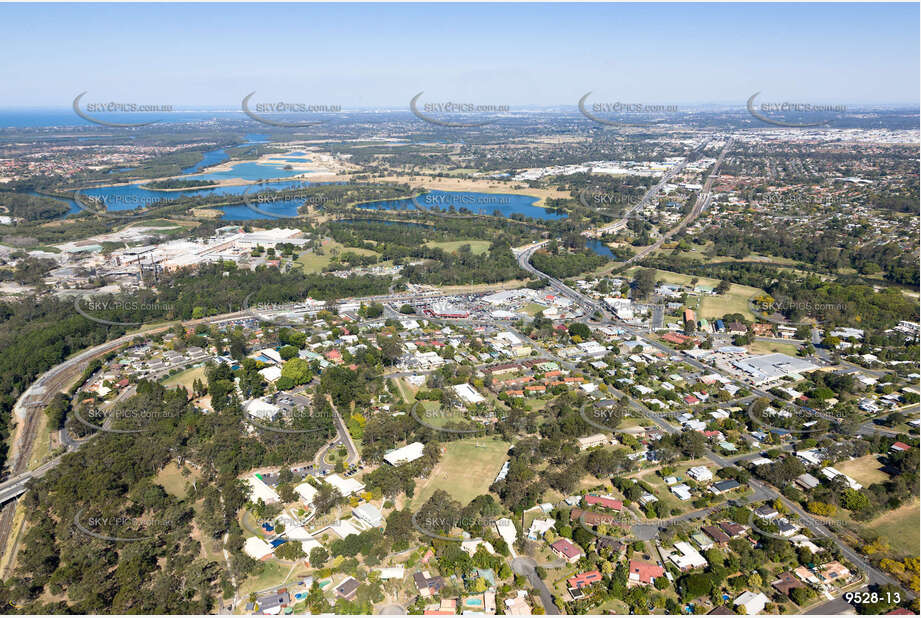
[624,138,732,266]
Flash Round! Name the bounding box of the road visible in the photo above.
[519,242,915,603]
[624,138,732,266]
[511,556,561,615]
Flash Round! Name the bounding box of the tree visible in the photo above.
[274,541,306,561]
[281,358,312,385]
[309,547,329,567]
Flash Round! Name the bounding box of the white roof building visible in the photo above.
[243,536,274,560]
[325,474,365,497]
[383,441,425,466]
[294,481,319,504]
[244,475,280,504]
[258,365,283,383]
[668,541,708,570]
[734,591,770,615]
[495,517,518,547]
[376,566,405,580]
[352,503,384,528]
[246,398,281,420]
[687,466,713,482]
[453,383,486,405]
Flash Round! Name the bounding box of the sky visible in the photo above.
[0,2,918,108]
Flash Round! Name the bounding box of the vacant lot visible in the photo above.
[834,454,890,487]
[161,365,207,393]
[295,238,379,273]
[624,266,764,320]
[424,240,491,255]
[748,340,801,356]
[155,462,202,499]
[865,500,920,557]
[411,437,510,508]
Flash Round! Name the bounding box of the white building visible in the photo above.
[687,466,713,483]
[352,503,384,528]
[668,541,708,570]
[243,536,274,560]
[294,481,319,504]
[244,475,280,504]
[383,441,425,466]
[453,383,486,405]
[325,474,365,497]
[495,517,518,547]
[734,591,770,615]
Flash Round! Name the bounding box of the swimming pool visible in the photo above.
[465,598,483,607]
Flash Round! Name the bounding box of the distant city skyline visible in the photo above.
[0,3,918,107]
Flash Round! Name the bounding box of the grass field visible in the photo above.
[834,455,890,487]
[161,366,207,393]
[155,462,202,499]
[748,340,801,356]
[411,437,510,508]
[865,500,920,557]
[624,266,764,320]
[295,238,379,273]
[424,240,490,255]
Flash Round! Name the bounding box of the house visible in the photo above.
[384,441,425,466]
[584,495,622,511]
[795,473,821,490]
[627,560,664,586]
[754,504,779,520]
[701,525,731,545]
[571,508,617,526]
[413,571,445,597]
[817,561,851,584]
[526,518,555,540]
[495,517,518,546]
[567,570,603,590]
[718,521,747,538]
[772,572,806,596]
[668,541,708,571]
[335,576,360,600]
[505,592,532,615]
[460,538,495,557]
[352,503,384,528]
[253,590,290,615]
[734,591,770,615]
[550,538,584,564]
[671,484,693,501]
[688,466,713,483]
[891,441,911,453]
[710,479,742,495]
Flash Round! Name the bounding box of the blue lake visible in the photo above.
[181,148,228,174]
[27,190,81,216]
[78,180,311,214]
[586,238,616,258]
[358,190,567,220]
[190,161,310,182]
